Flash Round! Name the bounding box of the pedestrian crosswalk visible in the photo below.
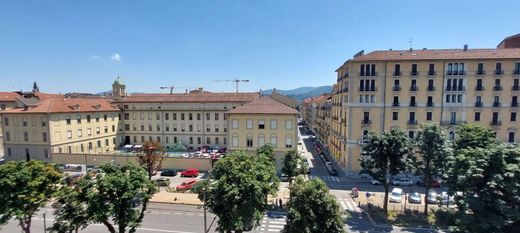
[259,213,286,232]
[338,197,362,213]
[307,175,341,182]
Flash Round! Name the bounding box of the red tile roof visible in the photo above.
[117,92,260,103]
[351,48,520,61]
[227,96,298,114]
[2,98,119,114]
[0,92,20,102]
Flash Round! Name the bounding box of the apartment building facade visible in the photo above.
[226,96,298,168]
[329,42,520,175]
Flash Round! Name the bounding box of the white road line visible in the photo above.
[339,200,347,210]
[269,224,284,228]
[331,176,339,181]
[268,229,281,232]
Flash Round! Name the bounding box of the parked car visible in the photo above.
[389,188,403,203]
[392,178,414,186]
[371,179,381,185]
[161,169,177,177]
[328,167,338,176]
[359,171,371,179]
[180,169,199,177]
[427,190,439,204]
[176,179,197,191]
[408,192,422,204]
[439,191,455,205]
[416,178,441,188]
[155,178,170,187]
[278,173,289,182]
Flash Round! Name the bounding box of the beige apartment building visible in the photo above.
[1,98,121,161]
[226,96,298,168]
[328,35,520,175]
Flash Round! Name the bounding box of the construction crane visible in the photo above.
[214,79,250,93]
[160,85,175,94]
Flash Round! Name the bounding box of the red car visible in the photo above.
[176,179,197,191]
[180,169,199,177]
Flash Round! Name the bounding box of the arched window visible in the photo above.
[246,134,253,148]
[270,134,277,148]
[448,131,455,140]
[258,134,265,147]
[285,135,293,148]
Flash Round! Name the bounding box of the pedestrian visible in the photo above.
[279,198,283,209]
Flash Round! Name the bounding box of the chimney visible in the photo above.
[463,44,468,51]
[409,47,413,52]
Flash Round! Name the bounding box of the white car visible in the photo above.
[371,179,381,185]
[392,178,414,186]
[389,188,403,203]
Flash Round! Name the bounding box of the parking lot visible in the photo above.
[151,169,209,192]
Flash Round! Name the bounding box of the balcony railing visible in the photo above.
[490,120,502,126]
[514,70,520,76]
[407,120,418,125]
[495,70,504,76]
[392,102,400,107]
[393,71,402,77]
[475,102,483,107]
[359,72,378,77]
[446,86,466,91]
[359,87,377,92]
[410,71,420,77]
[476,70,486,76]
[426,102,434,107]
[427,86,436,91]
[512,86,520,91]
[475,86,485,91]
[392,86,401,91]
[410,86,418,91]
[361,119,372,125]
[441,120,467,125]
[446,71,466,76]
[493,86,503,91]
[512,102,519,107]
[427,71,437,76]
[493,102,502,107]
[409,102,417,107]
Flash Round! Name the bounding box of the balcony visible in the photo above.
[512,86,520,91]
[476,70,486,76]
[445,86,466,91]
[410,86,418,91]
[360,72,378,77]
[342,88,348,92]
[446,71,466,76]
[361,119,372,125]
[475,86,485,91]
[392,86,401,91]
[514,70,520,76]
[407,120,418,125]
[392,102,400,107]
[427,86,436,91]
[495,70,504,76]
[359,87,377,92]
[426,102,434,107]
[475,102,483,107]
[493,86,503,91]
[393,71,402,77]
[427,71,437,76]
[409,102,417,107]
[441,120,467,125]
[490,120,502,126]
[410,71,420,77]
[512,102,519,107]
[493,102,502,107]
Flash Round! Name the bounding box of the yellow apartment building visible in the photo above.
[1,98,121,161]
[226,96,298,168]
[331,37,520,175]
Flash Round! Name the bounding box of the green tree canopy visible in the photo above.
[415,123,453,214]
[49,185,89,233]
[0,160,62,233]
[445,145,520,233]
[360,129,413,213]
[137,140,165,179]
[454,124,499,151]
[283,176,345,233]
[281,149,306,182]
[257,144,275,162]
[200,151,279,232]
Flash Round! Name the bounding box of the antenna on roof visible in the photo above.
[409,38,413,52]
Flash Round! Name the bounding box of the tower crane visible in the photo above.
[160,85,175,94]
[214,79,250,93]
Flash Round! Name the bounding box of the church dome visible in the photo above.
[113,76,124,86]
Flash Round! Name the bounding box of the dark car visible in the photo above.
[161,169,177,177]
[408,192,422,204]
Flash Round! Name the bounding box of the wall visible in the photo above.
[51,153,213,171]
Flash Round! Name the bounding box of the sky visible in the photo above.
[1,0,519,94]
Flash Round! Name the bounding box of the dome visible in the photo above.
[113,76,124,86]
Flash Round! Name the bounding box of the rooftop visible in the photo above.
[2,98,119,114]
[117,92,260,103]
[349,48,520,62]
[0,92,20,102]
[227,96,298,115]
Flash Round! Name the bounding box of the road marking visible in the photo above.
[340,200,347,210]
[331,176,340,181]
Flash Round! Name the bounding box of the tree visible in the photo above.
[137,140,165,179]
[0,160,62,233]
[415,123,453,215]
[360,129,413,213]
[49,185,89,233]
[257,144,275,162]
[445,145,520,233]
[68,163,157,233]
[283,176,345,233]
[453,124,499,151]
[200,151,279,232]
[281,149,306,182]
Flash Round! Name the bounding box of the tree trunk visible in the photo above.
[102,220,116,233]
[19,218,30,233]
[383,181,389,214]
[424,163,431,215]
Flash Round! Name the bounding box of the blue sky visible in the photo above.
[1,0,519,94]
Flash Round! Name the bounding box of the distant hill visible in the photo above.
[261,86,332,101]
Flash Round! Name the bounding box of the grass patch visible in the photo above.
[361,204,454,229]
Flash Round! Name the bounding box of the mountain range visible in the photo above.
[261,86,333,101]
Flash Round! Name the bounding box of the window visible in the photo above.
[392,112,398,121]
[104,126,108,133]
[426,112,433,121]
[77,129,83,137]
[232,119,239,129]
[408,131,415,139]
[258,120,265,129]
[206,113,210,121]
[246,120,253,129]
[148,124,153,131]
[67,130,72,139]
[124,113,130,120]
[197,113,201,121]
[5,132,9,141]
[173,113,177,120]
[206,124,210,132]
[270,120,277,129]
[449,132,455,140]
[87,128,92,136]
[511,112,517,122]
[189,113,193,121]
[394,64,401,76]
[285,120,293,130]
[411,64,418,76]
[181,124,185,132]
[44,149,49,158]
[95,114,100,122]
[103,114,107,121]
[270,134,277,147]
[246,135,253,147]
[258,134,265,146]
[66,116,71,125]
[42,132,47,142]
[189,137,193,144]
[24,132,29,141]
[181,113,185,121]
[474,112,481,121]
[215,113,219,121]
[285,135,293,148]
[96,127,100,135]
[156,113,161,120]
[495,62,503,75]
[206,137,210,145]
[76,115,81,123]
[7,148,11,157]
[173,124,178,132]
[509,132,516,143]
[428,63,435,75]
[215,137,219,145]
[232,134,239,147]
[214,124,219,132]
[197,137,201,144]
